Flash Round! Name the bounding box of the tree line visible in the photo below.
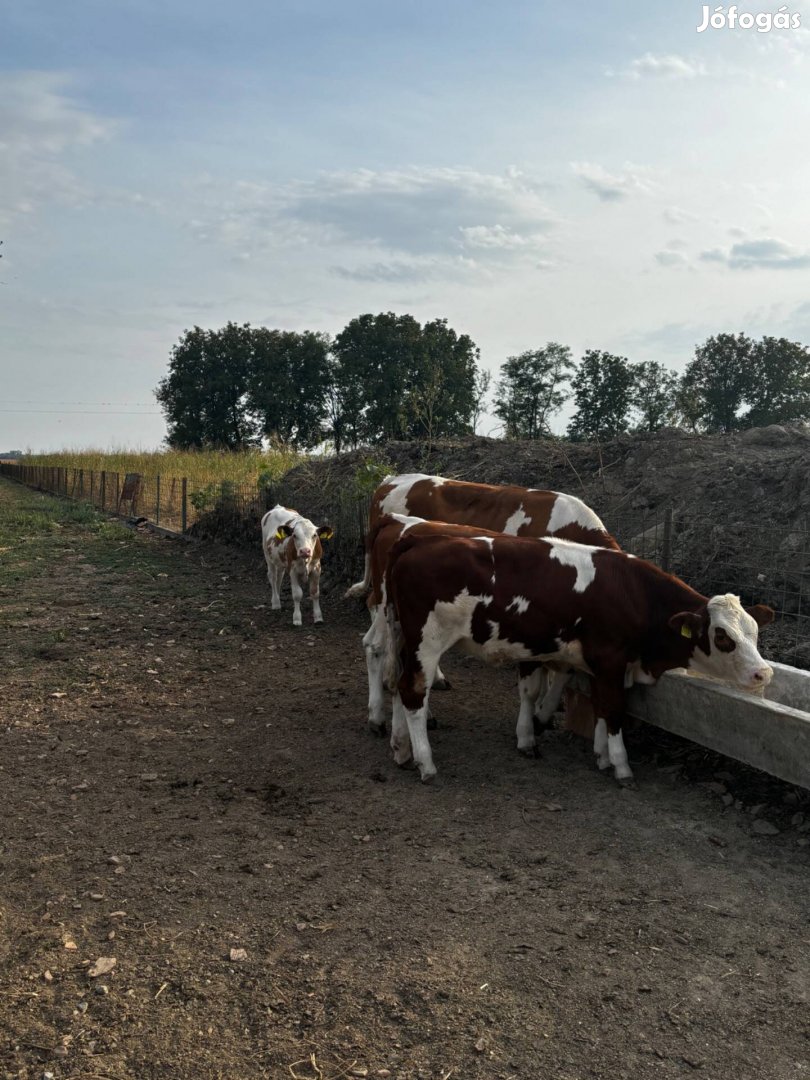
[155,316,810,450]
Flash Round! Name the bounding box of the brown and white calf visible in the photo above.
[384,531,774,785]
[362,514,571,746]
[347,472,620,599]
[261,505,333,626]
[348,475,620,737]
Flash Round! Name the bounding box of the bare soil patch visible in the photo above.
[1,479,809,1080]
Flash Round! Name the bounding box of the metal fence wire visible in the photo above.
[1,462,807,668]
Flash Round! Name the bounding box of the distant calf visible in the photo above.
[261,505,333,626]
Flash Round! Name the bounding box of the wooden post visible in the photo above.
[115,472,120,510]
[181,477,188,533]
[90,470,95,504]
[100,470,107,511]
[155,474,161,526]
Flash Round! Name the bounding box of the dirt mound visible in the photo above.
[277,426,810,666]
[284,424,810,527]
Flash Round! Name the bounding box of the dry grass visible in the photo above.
[21,446,306,487]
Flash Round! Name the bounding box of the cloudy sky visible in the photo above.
[3,0,810,449]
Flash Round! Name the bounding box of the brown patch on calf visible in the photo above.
[713,626,736,653]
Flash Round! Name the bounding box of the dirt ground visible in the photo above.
[1,478,809,1080]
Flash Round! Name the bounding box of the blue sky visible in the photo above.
[2,0,810,448]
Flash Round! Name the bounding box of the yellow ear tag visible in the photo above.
[275,528,287,540]
[680,624,692,639]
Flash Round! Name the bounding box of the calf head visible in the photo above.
[275,519,333,566]
[669,593,774,691]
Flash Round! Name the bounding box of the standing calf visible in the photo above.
[384,532,774,785]
[261,505,333,626]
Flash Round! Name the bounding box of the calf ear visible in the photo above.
[274,525,293,540]
[668,611,704,640]
[747,603,775,628]
[317,526,334,541]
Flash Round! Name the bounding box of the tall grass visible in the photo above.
[21,446,306,487]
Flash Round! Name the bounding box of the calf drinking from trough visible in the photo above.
[384,531,774,786]
[348,473,621,728]
[261,505,333,626]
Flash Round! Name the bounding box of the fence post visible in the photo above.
[661,506,673,573]
[155,474,161,526]
[181,478,188,533]
[115,472,120,510]
[100,470,107,511]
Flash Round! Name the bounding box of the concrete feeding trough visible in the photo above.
[625,662,810,790]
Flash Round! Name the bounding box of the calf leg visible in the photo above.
[390,692,413,766]
[363,610,388,734]
[398,653,438,783]
[309,562,323,624]
[268,561,283,610]
[534,668,571,729]
[289,567,304,627]
[516,664,544,756]
[592,677,634,786]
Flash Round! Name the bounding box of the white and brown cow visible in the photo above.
[261,504,333,626]
[362,513,572,742]
[384,531,774,785]
[347,474,620,735]
[346,472,619,600]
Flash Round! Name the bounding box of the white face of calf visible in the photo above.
[277,517,332,568]
[674,594,774,691]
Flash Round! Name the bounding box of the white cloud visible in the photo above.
[664,205,699,225]
[0,72,117,226]
[700,237,810,270]
[187,166,558,273]
[623,53,706,80]
[571,161,655,202]
[654,249,690,268]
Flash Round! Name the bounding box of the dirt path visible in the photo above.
[1,478,809,1080]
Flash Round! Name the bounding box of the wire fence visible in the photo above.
[1,462,807,668]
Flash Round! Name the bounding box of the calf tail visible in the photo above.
[344,553,371,598]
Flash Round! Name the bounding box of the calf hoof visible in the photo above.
[368,720,386,737]
[395,754,416,770]
[433,676,452,691]
[419,769,437,784]
[313,617,324,626]
[616,775,637,790]
[518,744,540,759]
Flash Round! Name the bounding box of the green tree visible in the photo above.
[155,323,258,449]
[247,329,331,449]
[678,333,753,433]
[493,343,573,439]
[329,312,480,446]
[567,350,636,441]
[744,336,810,427]
[330,312,421,448]
[631,361,679,432]
[471,367,492,434]
[403,318,480,440]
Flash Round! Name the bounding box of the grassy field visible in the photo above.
[20,446,306,487]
